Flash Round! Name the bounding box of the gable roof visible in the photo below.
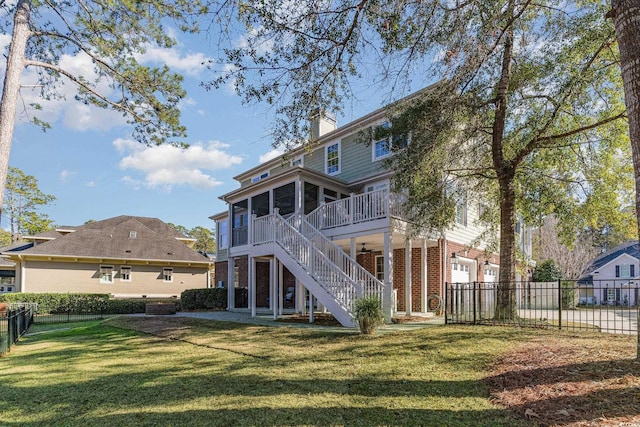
[1,215,209,264]
[578,240,639,282]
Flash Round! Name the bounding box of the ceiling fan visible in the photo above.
[360,243,372,254]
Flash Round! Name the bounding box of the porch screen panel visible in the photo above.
[251,192,270,217]
[274,182,295,216]
[304,183,319,214]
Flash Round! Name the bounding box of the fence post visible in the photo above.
[558,279,562,330]
[444,282,449,325]
[473,281,477,324]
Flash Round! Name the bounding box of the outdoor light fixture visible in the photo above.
[450,252,459,265]
[484,260,490,266]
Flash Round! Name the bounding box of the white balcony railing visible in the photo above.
[306,188,395,230]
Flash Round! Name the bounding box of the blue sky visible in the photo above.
[0,22,416,232]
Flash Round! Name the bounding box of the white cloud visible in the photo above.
[114,138,243,190]
[85,181,96,188]
[14,51,128,131]
[137,44,211,76]
[9,40,209,133]
[59,169,77,182]
[259,146,286,163]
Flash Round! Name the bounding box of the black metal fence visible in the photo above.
[0,304,36,356]
[445,280,639,335]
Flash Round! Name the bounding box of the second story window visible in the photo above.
[120,266,132,281]
[616,264,635,278]
[251,172,269,183]
[163,268,173,283]
[373,122,391,160]
[218,219,228,249]
[455,193,467,226]
[326,142,340,175]
[100,266,114,284]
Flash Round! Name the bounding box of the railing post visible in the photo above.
[349,193,355,225]
[558,279,562,330]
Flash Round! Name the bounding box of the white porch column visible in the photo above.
[297,281,305,315]
[422,240,428,312]
[250,257,256,318]
[383,231,394,322]
[309,292,314,323]
[227,257,235,309]
[248,213,255,245]
[278,260,284,316]
[18,259,25,292]
[296,179,304,214]
[405,239,412,317]
[271,258,278,320]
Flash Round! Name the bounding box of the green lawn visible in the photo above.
[0,317,534,426]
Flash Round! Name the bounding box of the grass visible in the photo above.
[0,316,575,426]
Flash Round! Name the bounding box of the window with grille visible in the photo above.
[100,266,114,284]
[163,268,173,283]
[120,266,132,282]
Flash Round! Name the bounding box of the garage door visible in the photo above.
[451,262,470,283]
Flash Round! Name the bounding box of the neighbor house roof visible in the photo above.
[1,215,209,264]
[578,240,639,283]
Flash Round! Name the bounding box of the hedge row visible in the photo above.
[181,288,227,310]
[0,293,181,314]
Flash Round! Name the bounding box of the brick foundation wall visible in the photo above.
[214,261,228,288]
[256,261,270,308]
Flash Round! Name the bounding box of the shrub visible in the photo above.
[181,288,227,310]
[532,260,563,282]
[0,293,109,313]
[0,293,180,315]
[353,296,385,335]
[561,281,578,309]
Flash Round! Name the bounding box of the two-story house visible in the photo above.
[578,241,639,306]
[211,93,511,327]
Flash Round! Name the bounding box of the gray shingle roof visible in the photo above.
[3,215,209,263]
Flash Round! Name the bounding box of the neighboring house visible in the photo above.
[0,215,212,298]
[211,90,534,327]
[577,241,640,306]
[0,257,16,294]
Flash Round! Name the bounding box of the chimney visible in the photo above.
[310,110,337,140]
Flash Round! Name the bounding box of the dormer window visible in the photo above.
[251,172,269,183]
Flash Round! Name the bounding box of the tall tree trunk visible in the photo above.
[492,1,518,320]
[608,0,640,360]
[495,174,518,320]
[0,0,31,221]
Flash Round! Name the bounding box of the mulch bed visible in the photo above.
[485,333,640,426]
[274,313,343,327]
[391,315,438,323]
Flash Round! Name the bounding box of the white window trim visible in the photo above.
[251,171,269,183]
[375,255,385,281]
[163,267,174,283]
[100,266,114,284]
[290,155,304,167]
[325,141,341,175]
[120,266,132,282]
[372,137,392,161]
